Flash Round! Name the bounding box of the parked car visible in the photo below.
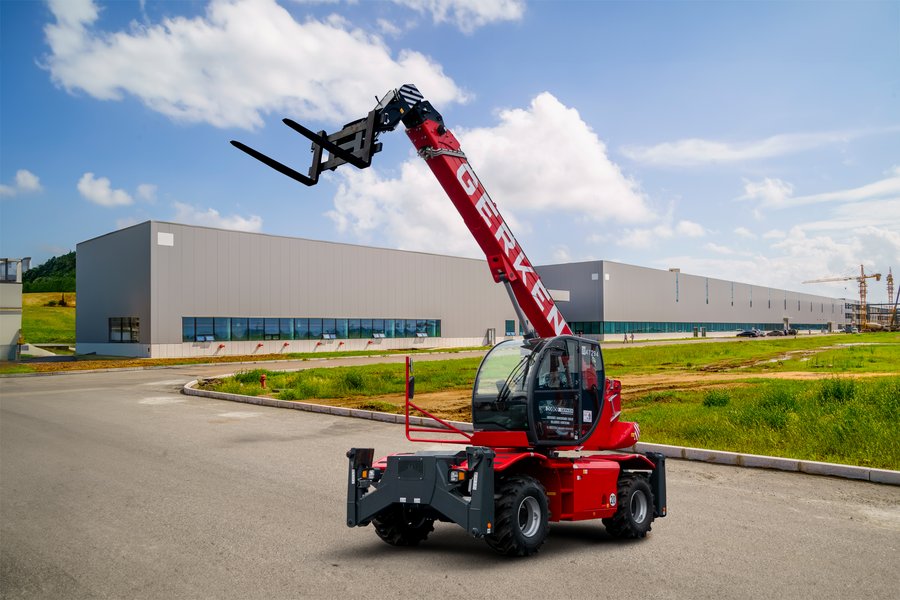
[737,329,760,337]
[785,328,798,335]
[766,329,785,336]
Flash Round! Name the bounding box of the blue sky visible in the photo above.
[1,0,898,301]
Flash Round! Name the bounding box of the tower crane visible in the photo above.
[803,265,881,330]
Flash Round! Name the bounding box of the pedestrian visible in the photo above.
[630,333,634,343]
[623,333,628,343]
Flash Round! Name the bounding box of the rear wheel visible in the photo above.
[485,475,549,556]
[603,474,654,539]
[372,506,435,546]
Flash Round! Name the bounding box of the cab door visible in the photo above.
[532,338,580,442]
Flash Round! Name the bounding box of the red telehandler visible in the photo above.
[231,84,666,556]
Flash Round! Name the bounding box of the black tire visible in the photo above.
[602,474,655,539]
[372,506,435,547]
[485,475,549,556]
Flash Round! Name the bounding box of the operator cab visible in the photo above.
[472,336,605,447]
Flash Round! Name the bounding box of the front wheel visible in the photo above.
[602,474,655,539]
[485,475,549,556]
[372,506,435,546]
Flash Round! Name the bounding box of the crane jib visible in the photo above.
[407,120,571,338]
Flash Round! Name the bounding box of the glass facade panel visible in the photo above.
[323,319,337,337]
[231,318,249,341]
[264,318,280,340]
[214,317,230,341]
[110,317,123,342]
[249,318,265,341]
[505,320,516,336]
[181,316,444,342]
[294,318,309,340]
[195,317,214,342]
[372,319,385,336]
[182,318,194,342]
[309,318,323,339]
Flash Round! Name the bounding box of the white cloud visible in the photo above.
[77,172,133,206]
[734,226,756,239]
[662,224,900,300]
[328,92,654,254]
[737,177,794,207]
[622,127,899,167]
[676,220,705,237]
[0,169,43,197]
[704,242,734,255]
[763,229,786,239]
[619,218,706,250]
[43,0,466,129]
[173,201,262,232]
[393,0,526,33]
[136,184,157,202]
[741,169,900,211]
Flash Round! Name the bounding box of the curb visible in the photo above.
[0,349,486,378]
[182,381,899,486]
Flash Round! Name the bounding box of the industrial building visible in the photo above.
[75,221,846,358]
[1,258,30,361]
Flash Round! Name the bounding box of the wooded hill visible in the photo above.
[23,251,76,292]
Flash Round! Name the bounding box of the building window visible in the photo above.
[249,318,265,341]
[195,317,214,342]
[232,318,249,341]
[214,318,230,341]
[110,317,140,343]
[280,318,294,340]
[294,318,309,340]
[182,317,195,342]
[336,319,349,338]
[309,318,323,339]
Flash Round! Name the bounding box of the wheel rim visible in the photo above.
[630,489,648,524]
[517,496,541,538]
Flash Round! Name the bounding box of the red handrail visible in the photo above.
[404,356,472,444]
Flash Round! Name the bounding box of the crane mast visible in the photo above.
[803,264,882,330]
[231,84,571,338]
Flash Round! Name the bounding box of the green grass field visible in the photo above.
[21,293,76,344]
[627,377,899,469]
[204,332,900,470]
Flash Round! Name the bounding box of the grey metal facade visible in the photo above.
[77,223,848,358]
[536,260,845,338]
[77,221,517,357]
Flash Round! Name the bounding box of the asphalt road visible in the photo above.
[1,364,898,599]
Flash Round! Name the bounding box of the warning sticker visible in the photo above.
[583,410,593,423]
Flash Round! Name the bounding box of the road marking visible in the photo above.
[217,411,262,419]
[141,379,188,386]
[139,397,186,405]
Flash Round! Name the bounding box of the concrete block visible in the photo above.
[738,453,800,472]
[682,447,740,465]
[868,469,900,486]
[799,460,869,481]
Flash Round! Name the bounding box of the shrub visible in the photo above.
[702,389,730,407]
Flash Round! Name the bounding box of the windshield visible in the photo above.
[472,339,541,431]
